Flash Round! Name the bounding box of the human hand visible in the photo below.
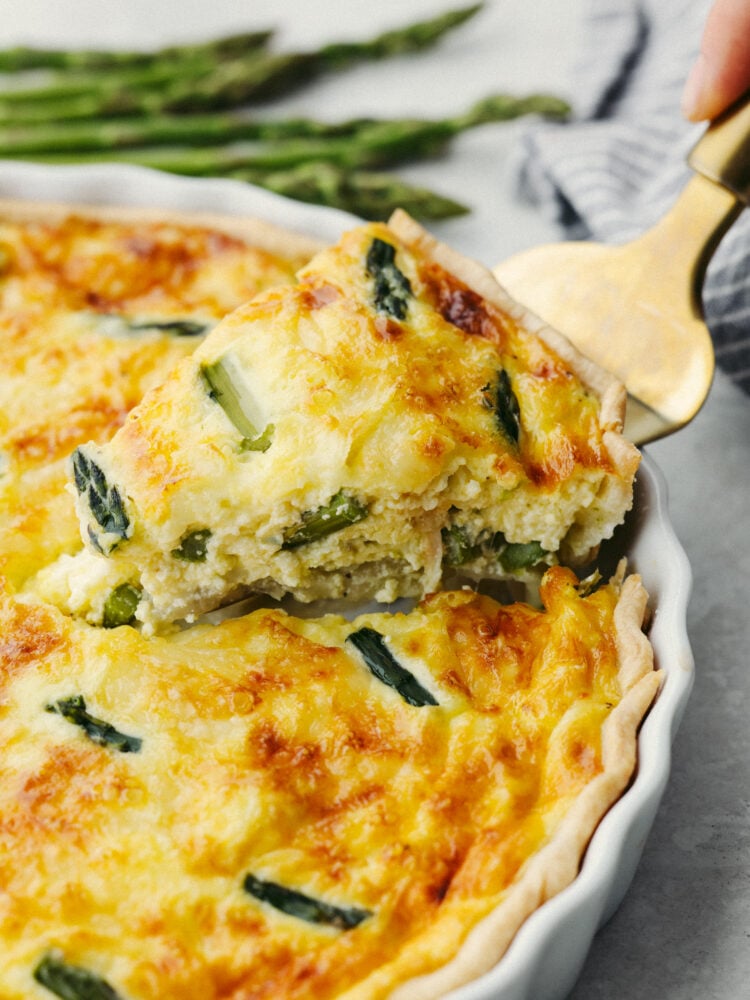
[682,0,750,120]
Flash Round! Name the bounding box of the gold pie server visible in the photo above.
[493,93,750,443]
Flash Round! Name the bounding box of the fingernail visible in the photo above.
[682,53,707,120]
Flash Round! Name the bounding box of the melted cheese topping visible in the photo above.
[0,213,310,589]
[0,566,657,999]
[43,216,639,629]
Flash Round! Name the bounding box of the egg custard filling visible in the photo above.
[0,564,658,1000]
[33,211,639,631]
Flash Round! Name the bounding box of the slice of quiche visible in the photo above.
[38,210,639,630]
[0,200,320,590]
[0,564,658,999]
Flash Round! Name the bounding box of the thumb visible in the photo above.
[682,0,750,121]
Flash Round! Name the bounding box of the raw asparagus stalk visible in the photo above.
[239,162,469,221]
[5,97,570,173]
[0,111,365,154]
[0,5,483,121]
[165,2,484,110]
[0,93,568,154]
[0,29,273,73]
[0,58,215,105]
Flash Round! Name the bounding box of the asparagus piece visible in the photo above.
[201,356,273,452]
[441,524,481,567]
[0,93,568,149]
[171,528,212,562]
[0,29,273,73]
[102,583,142,628]
[45,695,142,753]
[366,236,413,318]
[499,540,548,572]
[282,491,369,550]
[239,162,469,221]
[124,318,212,337]
[346,627,439,707]
[0,5,482,121]
[243,874,371,929]
[33,953,123,1000]
[71,448,130,553]
[481,370,521,446]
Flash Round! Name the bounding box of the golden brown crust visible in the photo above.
[0,196,326,260]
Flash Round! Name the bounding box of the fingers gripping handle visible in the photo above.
[688,90,750,204]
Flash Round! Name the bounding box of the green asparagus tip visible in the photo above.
[461,93,572,128]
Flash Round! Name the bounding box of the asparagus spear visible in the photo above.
[243,874,371,929]
[346,627,439,707]
[366,236,413,318]
[281,491,369,550]
[0,57,216,105]
[45,695,142,753]
[481,369,521,445]
[33,953,123,1000]
[239,162,470,221]
[0,5,483,121]
[0,111,365,154]
[201,356,274,452]
[71,448,130,553]
[6,96,570,173]
[0,29,273,73]
[165,3,484,111]
[0,93,568,154]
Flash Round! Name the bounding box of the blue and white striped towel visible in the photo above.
[519,0,750,393]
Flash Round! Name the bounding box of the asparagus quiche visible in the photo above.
[40,210,639,630]
[0,199,320,590]
[0,563,658,1000]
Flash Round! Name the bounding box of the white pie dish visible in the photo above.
[0,160,694,1000]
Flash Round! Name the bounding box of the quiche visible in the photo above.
[0,199,321,591]
[40,210,639,631]
[0,563,659,1000]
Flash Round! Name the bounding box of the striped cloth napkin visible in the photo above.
[518,0,750,393]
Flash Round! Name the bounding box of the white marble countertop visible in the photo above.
[2,1,748,996]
